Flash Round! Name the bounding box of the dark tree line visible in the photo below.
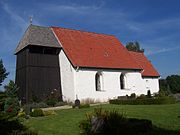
[160,75,180,94]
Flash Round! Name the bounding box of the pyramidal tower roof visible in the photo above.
[15,25,61,54]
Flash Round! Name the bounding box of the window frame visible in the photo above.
[95,72,103,91]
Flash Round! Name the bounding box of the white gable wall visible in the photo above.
[59,50,75,102]
[59,51,159,102]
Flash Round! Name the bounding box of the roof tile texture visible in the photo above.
[52,27,141,70]
[129,51,160,77]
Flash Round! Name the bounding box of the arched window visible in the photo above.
[120,73,125,89]
[95,72,102,91]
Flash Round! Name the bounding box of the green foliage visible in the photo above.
[54,101,67,107]
[109,96,176,105]
[0,59,9,86]
[79,104,90,109]
[31,94,41,103]
[4,97,20,116]
[3,80,20,116]
[43,110,56,116]
[0,112,38,135]
[126,41,144,52]
[166,75,180,93]
[130,93,136,99]
[17,111,26,118]
[0,91,6,111]
[23,102,48,115]
[137,94,146,99]
[46,98,58,107]
[44,89,62,107]
[25,103,180,135]
[4,80,19,98]
[79,108,152,135]
[159,75,180,94]
[30,108,44,117]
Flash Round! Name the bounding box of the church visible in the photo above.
[15,25,160,103]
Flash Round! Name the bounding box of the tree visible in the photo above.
[159,75,180,94]
[4,80,19,98]
[166,75,180,93]
[4,80,20,115]
[0,59,9,86]
[126,41,144,52]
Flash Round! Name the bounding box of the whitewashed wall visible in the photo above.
[59,51,159,102]
[59,50,75,101]
[142,77,159,94]
[74,69,155,102]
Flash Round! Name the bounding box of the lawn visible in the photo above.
[25,103,180,135]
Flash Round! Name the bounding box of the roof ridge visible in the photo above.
[51,26,115,37]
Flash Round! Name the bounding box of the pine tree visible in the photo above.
[0,59,9,86]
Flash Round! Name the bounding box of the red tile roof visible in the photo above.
[52,27,141,70]
[129,51,160,77]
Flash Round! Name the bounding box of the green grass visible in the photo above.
[25,103,180,135]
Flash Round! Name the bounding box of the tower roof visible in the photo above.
[15,25,61,54]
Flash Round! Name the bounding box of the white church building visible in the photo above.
[15,25,160,103]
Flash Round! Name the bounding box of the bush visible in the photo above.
[79,104,90,109]
[109,96,176,105]
[17,111,26,118]
[4,97,20,116]
[137,94,146,99]
[79,108,152,135]
[30,108,44,117]
[0,92,6,111]
[0,112,38,135]
[54,101,67,107]
[46,98,58,107]
[43,110,56,116]
[130,93,136,99]
[23,102,48,115]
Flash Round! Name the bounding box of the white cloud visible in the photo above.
[41,1,105,15]
[145,46,180,56]
[1,1,28,30]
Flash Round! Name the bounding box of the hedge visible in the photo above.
[109,97,176,105]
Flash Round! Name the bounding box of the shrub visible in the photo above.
[0,112,38,135]
[0,91,6,111]
[30,108,44,117]
[109,96,176,105]
[137,94,146,99]
[130,93,136,99]
[4,97,20,116]
[79,104,90,109]
[43,110,56,116]
[79,108,152,135]
[54,101,67,107]
[23,102,48,115]
[46,98,58,107]
[17,111,26,118]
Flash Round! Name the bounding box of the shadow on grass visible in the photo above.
[143,126,180,135]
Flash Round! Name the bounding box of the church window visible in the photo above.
[95,72,102,91]
[120,73,125,89]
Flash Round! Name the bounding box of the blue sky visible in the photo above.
[0,0,180,89]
